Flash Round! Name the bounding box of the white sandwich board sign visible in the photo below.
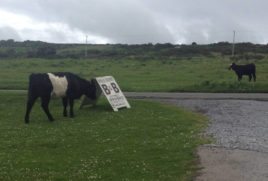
[96,76,130,111]
[80,76,130,111]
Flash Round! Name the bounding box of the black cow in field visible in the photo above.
[229,63,256,82]
[24,72,97,123]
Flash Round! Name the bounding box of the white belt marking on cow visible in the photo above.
[47,73,68,97]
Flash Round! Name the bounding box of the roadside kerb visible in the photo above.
[125,92,268,101]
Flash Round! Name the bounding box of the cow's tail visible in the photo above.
[26,73,41,100]
[25,74,38,123]
[27,74,34,99]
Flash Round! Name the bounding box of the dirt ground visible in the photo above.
[196,146,268,181]
[126,93,268,181]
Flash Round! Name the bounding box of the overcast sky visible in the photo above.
[0,0,268,44]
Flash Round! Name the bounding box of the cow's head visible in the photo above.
[85,79,97,100]
[229,62,236,70]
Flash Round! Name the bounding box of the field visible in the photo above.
[0,56,268,92]
[0,91,207,180]
[0,54,267,180]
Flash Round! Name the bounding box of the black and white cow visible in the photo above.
[24,72,97,123]
[229,63,256,82]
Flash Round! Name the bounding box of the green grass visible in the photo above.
[0,92,208,180]
[0,57,267,92]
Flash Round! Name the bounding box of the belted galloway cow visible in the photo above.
[24,72,97,123]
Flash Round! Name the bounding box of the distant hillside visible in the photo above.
[0,39,267,60]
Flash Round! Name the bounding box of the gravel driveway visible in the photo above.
[126,93,268,181]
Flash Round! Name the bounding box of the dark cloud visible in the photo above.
[0,0,268,44]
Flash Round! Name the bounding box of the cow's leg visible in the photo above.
[249,74,252,82]
[41,95,54,122]
[238,75,242,81]
[253,73,256,82]
[62,97,68,117]
[24,95,38,124]
[69,98,75,118]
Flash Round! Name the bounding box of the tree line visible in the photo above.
[0,39,267,60]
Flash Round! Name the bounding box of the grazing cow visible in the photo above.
[24,72,97,123]
[229,63,256,82]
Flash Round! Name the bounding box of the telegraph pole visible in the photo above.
[232,30,236,57]
[85,35,88,58]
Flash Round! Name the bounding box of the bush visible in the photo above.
[36,46,56,58]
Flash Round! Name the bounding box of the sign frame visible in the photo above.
[96,76,130,111]
[80,76,130,111]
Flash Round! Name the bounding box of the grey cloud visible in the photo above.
[0,0,175,43]
[0,0,268,44]
[143,0,268,43]
[0,26,21,40]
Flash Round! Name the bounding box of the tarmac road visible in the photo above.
[126,92,268,181]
